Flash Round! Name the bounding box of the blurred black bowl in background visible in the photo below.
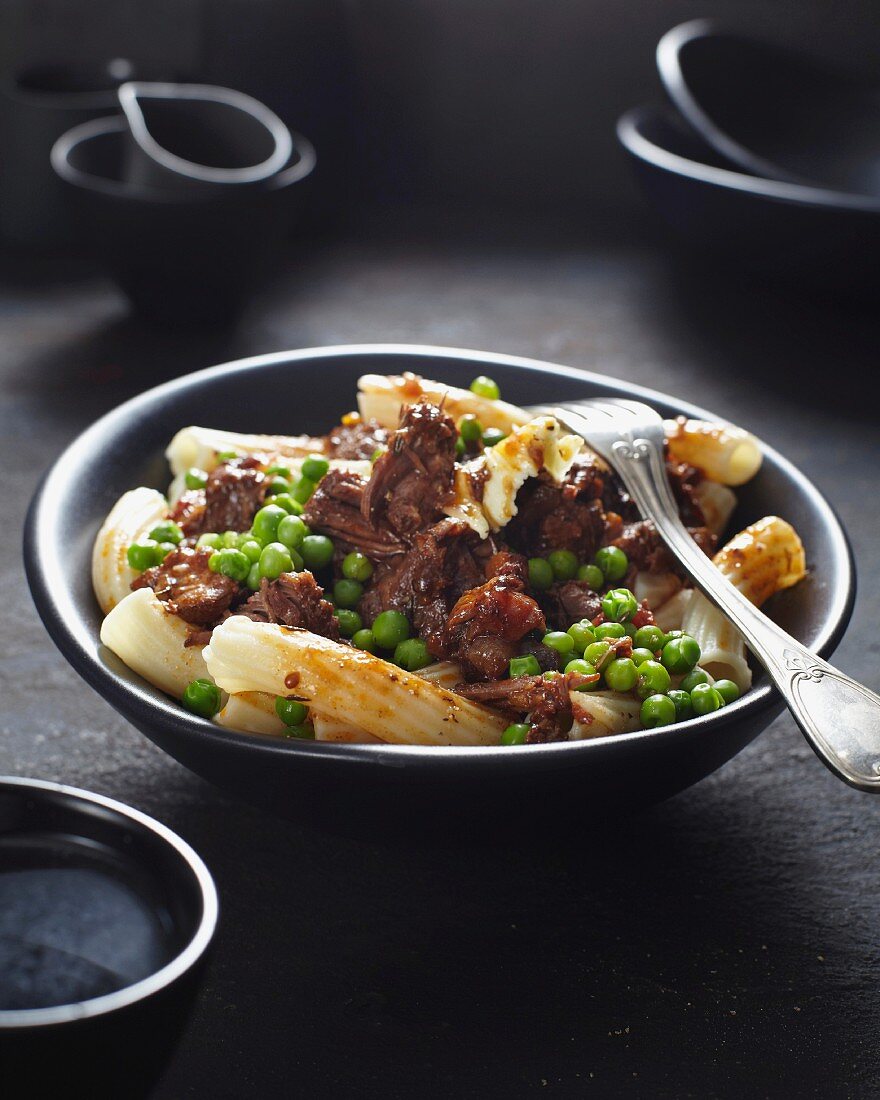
[51,115,316,326]
[617,104,880,298]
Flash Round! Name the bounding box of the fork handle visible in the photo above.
[614,438,880,792]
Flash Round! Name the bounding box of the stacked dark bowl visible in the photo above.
[617,20,880,296]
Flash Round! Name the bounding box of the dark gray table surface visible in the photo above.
[2,235,878,1098]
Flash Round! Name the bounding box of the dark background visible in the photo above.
[2,3,880,1098]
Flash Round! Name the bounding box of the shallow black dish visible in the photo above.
[0,777,217,1096]
[658,19,880,198]
[617,105,880,297]
[24,345,854,834]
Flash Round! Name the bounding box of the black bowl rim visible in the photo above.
[617,102,880,215]
[0,775,218,1030]
[24,343,855,779]
[654,19,880,211]
[50,114,316,205]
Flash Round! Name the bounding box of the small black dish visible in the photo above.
[658,19,880,198]
[617,104,880,296]
[0,777,217,1097]
[23,345,855,836]
[50,115,316,326]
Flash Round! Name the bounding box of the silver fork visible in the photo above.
[531,397,880,792]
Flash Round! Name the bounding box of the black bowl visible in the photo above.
[658,19,880,198]
[617,104,880,297]
[0,777,217,1096]
[24,345,854,834]
[50,115,317,326]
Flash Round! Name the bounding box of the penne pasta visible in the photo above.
[92,488,168,614]
[214,691,286,736]
[203,617,506,746]
[693,479,738,537]
[664,417,762,487]
[683,516,807,690]
[100,587,211,698]
[357,372,530,434]
[311,712,381,744]
[416,661,466,691]
[166,425,326,476]
[569,691,643,740]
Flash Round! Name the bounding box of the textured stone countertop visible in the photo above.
[2,236,878,1098]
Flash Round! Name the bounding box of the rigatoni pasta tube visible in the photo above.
[92,488,168,614]
[683,516,807,691]
[357,373,530,434]
[215,691,286,736]
[569,692,643,740]
[204,617,506,747]
[100,588,210,698]
[665,418,762,486]
[166,425,324,475]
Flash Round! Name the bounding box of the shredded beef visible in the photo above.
[612,520,716,576]
[542,581,603,631]
[131,546,239,626]
[666,458,705,527]
[505,477,607,560]
[237,571,340,639]
[361,401,457,537]
[304,469,406,559]
[455,669,597,742]
[172,457,267,538]
[326,418,389,460]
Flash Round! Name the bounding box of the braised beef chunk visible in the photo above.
[361,401,457,536]
[612,520,716,576]
[456,672,581,742]
[131,546,239,626]
[201,457,267,534]
[442,554,546,681]
[168,489,207,536]
[238,571,340,639]
[505,472,607,560]
[304,469,406,559]
[666,457,705,527]
[542,581,603,631]
[326,418,389,460]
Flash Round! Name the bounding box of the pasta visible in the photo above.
[93,369,805,748]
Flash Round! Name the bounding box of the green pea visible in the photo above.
[300,535,334,570]
[148,521,183,545]
[238,539,263,564]
[290,548,304,571]
[182,678,221,719]
[605,657,638,693]
[372,610,411,649]
[220,530,240,548]
[528,557,554,591]
[594,622,626,640]
[252,504,287,546]
[196,533,221,549]
[302,455,330,482]
[265,465,292,479]
[501,723,529,746]
[668,689,694,722]
[601,587,638,623]
[127,540,163,572]
[277,514,308,550]
[714,679,741,705]
[567,620,595,652]
[266,477,291,497]
[584,639,613,670]
[482,427,506,447]
[458,414,483,443]
[542,631,575,657]
[370,446,386,464]
[455,436,466,458]
[563,658,601,690]
[662,629,683,644]
[283,722,315,740]
[633,625,666,653]
[594,545,628,582]
[333,579,363,608]
[269,494,303,516]
[351,628,378,653]
[681,668,712,692]
[394,638,431,671]
[292,476,317,504]
[636,660,672,699]
[246,563,261,590]
[509,654,541,678]
[342,551,373,582]
[216,450,238,461]
[208,548,250,582]
[259,542,293,580]
[336,608,362,637]
[640,694,676,728]
[275,697,308,726]
[184,468,207,490]
[576,563,605,590]
[548,549,579,582]
[661,635,702,675]
[470,375,500,400]
[690,683,723,716]
[631,647,655,666]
